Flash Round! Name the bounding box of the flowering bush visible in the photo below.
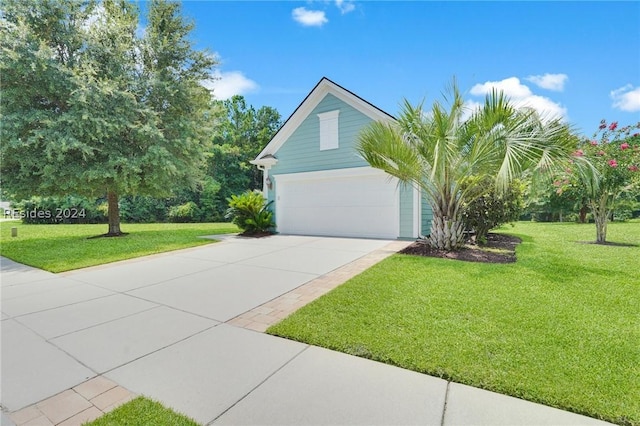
[558,120,640,242]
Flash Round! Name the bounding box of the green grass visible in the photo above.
[268,221,640,426]
[0,221,239,272]
[84,396,199,426]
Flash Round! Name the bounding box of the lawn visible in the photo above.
[0,221,239,272]
[85,397,199,426]
[268,221,640,426]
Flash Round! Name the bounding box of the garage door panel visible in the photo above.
[275,170,399,239]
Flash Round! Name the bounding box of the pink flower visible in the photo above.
[608,159,618,168]
[609,122,618,131]
[621,143,629,150]
[629,165,639,172]
[590,140,598,146]
[597,150,605,156]
[553,180,561,186]
[573,149,584,157]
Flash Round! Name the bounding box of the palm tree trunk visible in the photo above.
[427,193,466,250]
[429,214,465,250]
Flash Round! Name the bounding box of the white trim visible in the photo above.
[318,110,340,151]
[254,78,395,161]
[274,166,391,183]
[250,157,278,167]
[317,110,340,120]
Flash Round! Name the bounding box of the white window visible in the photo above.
[318,110,340,151]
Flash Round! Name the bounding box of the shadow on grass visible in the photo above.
[576,241,639,247]
[86,232,130,239]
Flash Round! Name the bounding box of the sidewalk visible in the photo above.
[1,236,614,425]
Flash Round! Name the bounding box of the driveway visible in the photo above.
[1,235,397,420]
[1,235,612,425]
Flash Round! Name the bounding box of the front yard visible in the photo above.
[0,222,239,272]
[268,221,640,426]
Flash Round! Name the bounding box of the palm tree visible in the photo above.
[357,81,574,251]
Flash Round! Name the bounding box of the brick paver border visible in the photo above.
[8,376,135,426]
[226,240,412,332]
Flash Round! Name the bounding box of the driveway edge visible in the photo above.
[226,240,412,332]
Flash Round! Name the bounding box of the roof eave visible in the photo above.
[253,77,395,162]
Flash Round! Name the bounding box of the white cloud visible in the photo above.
[611,84,640,112]
[514,95,567,120]
[292,7,328,27]
[335,0,356,14]
[203,71,258,100]
[470,77,567,120]
[525,73,568,91]
[470,77,532,98]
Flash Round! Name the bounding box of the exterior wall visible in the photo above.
[267,93,374,225]
[398,184,415,239]
[268,93,371,177]
[265,91,432,240]
[421,196,433,236]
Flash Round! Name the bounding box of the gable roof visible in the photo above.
[252,77,395,165]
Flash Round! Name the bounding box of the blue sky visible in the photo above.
[174,1,639,136]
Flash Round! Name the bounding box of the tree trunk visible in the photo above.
[579,202,588,224]
[591,194,609,244]
[107,190,123,236]
[429,215,465,251]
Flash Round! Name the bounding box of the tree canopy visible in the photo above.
[0,0,216,235]
[208,95,281,211]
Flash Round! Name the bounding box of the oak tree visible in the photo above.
[0,0,216,235]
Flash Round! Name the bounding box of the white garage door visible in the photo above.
[274,167,399,239]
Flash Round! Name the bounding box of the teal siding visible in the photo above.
[421,196,433,236]
[268,94,371,176]
[264,91,431,240]
[398,184,415,239]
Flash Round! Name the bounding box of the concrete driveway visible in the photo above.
[1,235,612,425]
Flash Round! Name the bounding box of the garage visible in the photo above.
[251,77,429,240]
[274,167,399,239]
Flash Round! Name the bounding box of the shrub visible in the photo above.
[168,201,201,223]
[461,177,524,244]
[120,196,169,223]
[225,190,274,234]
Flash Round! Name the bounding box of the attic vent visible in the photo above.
[318,110,340,151]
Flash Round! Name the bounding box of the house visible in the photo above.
[251,77,432,240]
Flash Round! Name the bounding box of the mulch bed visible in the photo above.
[399,233,522,264]
[238,231,274,238]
